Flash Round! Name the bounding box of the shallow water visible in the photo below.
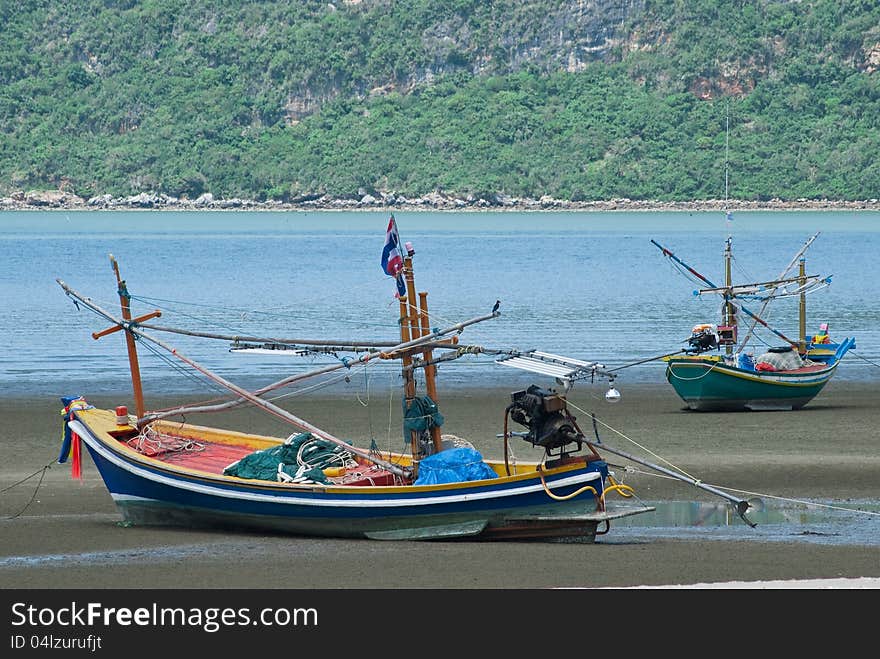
[607,499,880,546]
[2,209,879,397]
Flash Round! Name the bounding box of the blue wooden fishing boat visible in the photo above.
[653,227,855,412]
[56,217,757,541]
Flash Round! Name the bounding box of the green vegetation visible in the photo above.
[1,0,877,202]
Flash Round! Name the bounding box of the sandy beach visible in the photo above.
[1,380,878,590]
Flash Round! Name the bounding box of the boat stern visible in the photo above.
[807,336,856,364]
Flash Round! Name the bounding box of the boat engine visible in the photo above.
[686,323,719,353]
[507,385,583,452]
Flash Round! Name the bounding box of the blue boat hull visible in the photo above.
[67,415,649,541]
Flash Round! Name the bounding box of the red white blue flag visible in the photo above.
[381,215,406,297]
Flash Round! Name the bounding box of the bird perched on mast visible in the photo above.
[492,300,501,314]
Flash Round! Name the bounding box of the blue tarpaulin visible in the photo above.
[413,447,497,485]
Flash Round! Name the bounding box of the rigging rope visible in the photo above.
[566,400,702,483]
[849,351,880,369]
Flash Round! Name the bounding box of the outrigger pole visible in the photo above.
[650,239,802,349]
[584,416,757,527]
[57,276,499,480]
[585,437,756,526]
[136,324,457,352]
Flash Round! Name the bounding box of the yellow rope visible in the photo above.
[537,465,638,503]
[536,464,599,501]
[604,475,635,499]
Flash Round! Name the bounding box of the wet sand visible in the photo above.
[1,380,879,590]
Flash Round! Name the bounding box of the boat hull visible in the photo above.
[66,410,651,542]
[663,356,838,411]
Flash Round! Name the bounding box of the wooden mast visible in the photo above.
[419,291,443,454]
[398,253,421,477]
[798,257,807,353]
[723,237,734,357]
[110,254,147,419]
[398,241,446,469]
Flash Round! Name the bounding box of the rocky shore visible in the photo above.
[3,188,879,212]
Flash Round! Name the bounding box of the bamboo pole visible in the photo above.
[583,437,755,526]
[419,291,443,454]
[723,238,734,357]
[799,257,807,353]
[109,255,146,419]
[100,313,487,424]
[92,310,161,340]
[138,324,424,350]
[398,254,422,474]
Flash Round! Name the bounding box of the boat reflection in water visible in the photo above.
[604,499,880,547]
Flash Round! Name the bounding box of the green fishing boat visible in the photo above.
[653,227,855,412]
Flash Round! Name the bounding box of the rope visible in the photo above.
[397,295,458,332]
[536,463,599,502]
[265,366,360,401]
[139,340,227,394]
[133,284,400,331]
[567,400,702,483]
[380,367,409,469]
[294,437,356,472]
[606,474,635,499]
[850,350,880,369]
[129,427,205,457]
[608,350,686,372]
[665,358,724,381]
[386,368,396,450]
[2,461,54,519]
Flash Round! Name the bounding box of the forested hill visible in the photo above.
[2,0,878,205]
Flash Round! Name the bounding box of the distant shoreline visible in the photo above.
[3,189,879,213]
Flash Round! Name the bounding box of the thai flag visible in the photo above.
[381,215,406,297]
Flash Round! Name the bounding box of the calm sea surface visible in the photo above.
[1,209,878,397]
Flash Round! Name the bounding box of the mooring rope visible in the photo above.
[1,461,54,520]
[850,350,880,369]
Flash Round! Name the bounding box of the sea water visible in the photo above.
[1,208,878,396]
